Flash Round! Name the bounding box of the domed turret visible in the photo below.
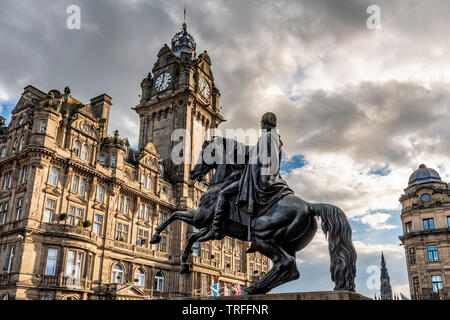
[408,164,442,187]
[171,23,196,59]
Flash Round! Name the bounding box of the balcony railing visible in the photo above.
[113,240,134,251]
[110,241,172,260]
[221,269,247,279]
[149,289,171,299]
[40,274,92,290]
[42,223,98,242]
[192,256,219,268]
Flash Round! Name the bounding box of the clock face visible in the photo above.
[421,193,431,203]
[155,72,172,92]
[199,78,211,99]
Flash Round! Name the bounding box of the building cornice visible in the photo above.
[399,227,450,243]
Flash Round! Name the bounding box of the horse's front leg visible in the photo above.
[180,228,209,274]
[150,210,196,244]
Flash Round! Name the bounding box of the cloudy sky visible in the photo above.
[2,0,450,298]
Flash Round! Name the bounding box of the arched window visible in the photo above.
[12,139,18,153]
[134,268,145,287]
[147,177,152,190]
[81,144,89,161]
[154,271,164,291]
[112,264,124,284]
[73,141,81,157]
[42,295,52,300]
[18,137,25,152]
[2,293,9,300]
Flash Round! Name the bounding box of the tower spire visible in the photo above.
[380,252,393,300]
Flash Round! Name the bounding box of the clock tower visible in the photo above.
[134,22,223,208]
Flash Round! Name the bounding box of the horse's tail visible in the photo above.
[309,203,357,292]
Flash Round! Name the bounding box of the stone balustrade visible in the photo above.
[40,274,92,290]
[41,223,98,242]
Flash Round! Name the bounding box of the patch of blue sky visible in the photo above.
[281,154,308,174]
[0,101,15,125]
[350,209,402,246]
[368,164,391,176]
[288,66,307,102]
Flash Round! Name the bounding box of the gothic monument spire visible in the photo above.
[380,252,393,300]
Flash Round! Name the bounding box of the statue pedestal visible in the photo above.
[175,291,371,300]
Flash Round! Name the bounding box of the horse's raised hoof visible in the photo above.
[180,263,190,274]
[150,234,161,244]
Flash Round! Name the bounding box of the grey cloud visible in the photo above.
[274,81,450,169]
[0,0,395,145]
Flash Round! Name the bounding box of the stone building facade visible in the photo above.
[0,23,269,300]
[399,164,450,300]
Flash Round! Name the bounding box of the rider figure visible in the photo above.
[198,112,293,242]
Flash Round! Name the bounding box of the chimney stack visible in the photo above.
[90,94,112,139]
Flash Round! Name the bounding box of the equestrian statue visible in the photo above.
[150,112,357,295]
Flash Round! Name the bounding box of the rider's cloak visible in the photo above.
[236,129,294,215]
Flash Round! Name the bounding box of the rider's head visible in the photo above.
[261,112,277,130]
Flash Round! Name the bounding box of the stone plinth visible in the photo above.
[174,291,371,300]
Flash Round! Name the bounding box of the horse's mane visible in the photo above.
[212,136,249,160]
[206,136,248,185]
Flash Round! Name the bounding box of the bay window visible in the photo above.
[45,248,59,276]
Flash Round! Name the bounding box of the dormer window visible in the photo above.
[147,177,152,190]
[111,154,117,167]
[73,141,81,157]
[81,144,89,161]
[18,137,25,152]
[12,139,18,153]
[39,120,47,134]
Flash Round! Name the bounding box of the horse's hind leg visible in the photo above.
[150,210,195,244]
[243,237,299,295]
[180,228,209,274]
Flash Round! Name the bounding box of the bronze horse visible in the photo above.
[150,137,357,295]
